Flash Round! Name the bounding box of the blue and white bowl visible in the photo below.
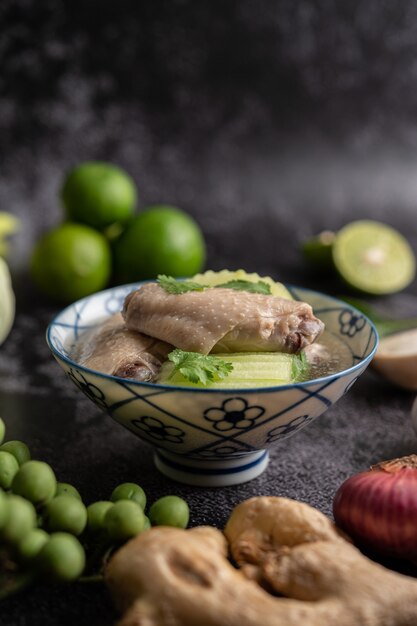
[46,283,378,487]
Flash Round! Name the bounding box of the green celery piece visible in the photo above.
[158,351,309,388]
[215,280,272,295]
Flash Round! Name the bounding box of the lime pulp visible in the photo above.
[332,220,416,295]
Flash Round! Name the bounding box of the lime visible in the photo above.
[0,257,15,345]
[113,205,206,281]
[62,162,137,230]
[30,223,111,303]
[332,220,416,295]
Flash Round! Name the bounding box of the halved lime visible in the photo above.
[0,257,15,345]
[332,220,416,295]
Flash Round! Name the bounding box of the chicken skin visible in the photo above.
[73,313,172,381]
[122,284,324,355]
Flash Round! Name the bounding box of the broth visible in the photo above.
[302,331,353,381]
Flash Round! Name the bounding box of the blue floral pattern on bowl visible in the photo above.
[339,310,367,337]
[204,398,265,432]
[46,282,378,486]
[131,416,186,444]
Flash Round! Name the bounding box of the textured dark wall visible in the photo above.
[2,0,417,284]
[2,3,417,625]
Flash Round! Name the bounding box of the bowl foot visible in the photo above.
[153,449,269,487]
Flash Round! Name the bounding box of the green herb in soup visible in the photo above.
[158,349,308,388]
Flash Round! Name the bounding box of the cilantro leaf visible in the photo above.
[291,351,308,381]
[157,275,273,296]
[167,349,233,385]
[157,275,206,294]
[215,280,272,295]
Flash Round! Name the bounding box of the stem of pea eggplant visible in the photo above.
[341,296,417,338]
[376,317,417,337]
[0,572,34,600]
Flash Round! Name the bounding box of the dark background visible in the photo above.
[1,1,417,624]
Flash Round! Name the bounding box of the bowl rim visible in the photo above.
[46,281,379,395]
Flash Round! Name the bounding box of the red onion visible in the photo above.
[333,455,417,561]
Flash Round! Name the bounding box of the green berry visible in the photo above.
[0,488,8,529]
[1,495,37,544]
[86,501,113,535]
[12,460,57,505]
[55,482,82,500]
[37,532,85,582]
[149,496,189,529]
[45,495,87,536]
[0,440,31,465]
[110,482,146,510]
[17,528,49,561]
[104,500,145,542]
[0,450,19,489]
[143,516,151,530]
[0,418,5,445]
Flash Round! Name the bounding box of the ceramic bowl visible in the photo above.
[46,283,378,487]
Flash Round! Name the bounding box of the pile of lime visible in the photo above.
[302,220,416,295]
[31,161,206,303]
[0,417,189,597]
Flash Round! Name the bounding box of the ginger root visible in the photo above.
[106,496,417,626]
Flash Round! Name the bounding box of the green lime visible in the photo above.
[332,220,416,295]
[62,162,137,230]
[30,223,111,303]
[113,205,206,282]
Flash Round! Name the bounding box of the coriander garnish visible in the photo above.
[167,349,233,385]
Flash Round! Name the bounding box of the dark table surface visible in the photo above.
[2,2,417,624]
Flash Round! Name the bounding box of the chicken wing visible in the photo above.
[73,312,172,382]
[122,284,324,355]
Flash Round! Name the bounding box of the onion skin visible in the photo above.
[333,455,417,561]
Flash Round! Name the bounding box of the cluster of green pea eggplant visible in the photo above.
[0,418,189,596]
